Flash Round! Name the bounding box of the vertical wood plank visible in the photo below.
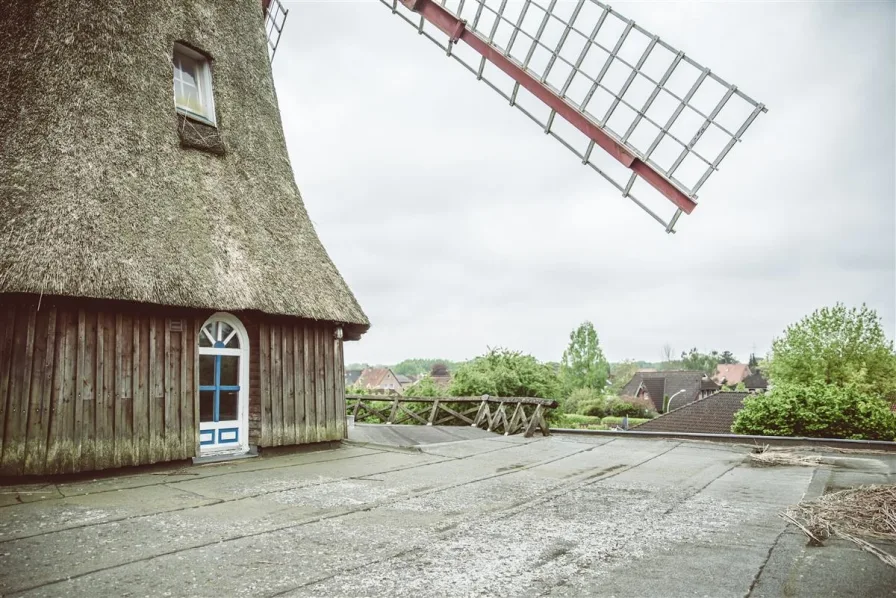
[78,310,97,472]
[123,314,135,467]
[259,323,272,447]
[113,314,123,468]
[149,317,165,463]
[71,309,86,472]
[101,311,116,469]
[165,323,181,460]
[180,318,191,460]
[336,337,346,439]
[60,309,77,473]
[315,326,325,442]
[45,309,68,474]
[293,326,305,444]
[303,324,315,443]
[324,327,336,441]
[282,325,295,445]
[0,303,15,464]
[131,316,146,465]
[0,302,36,475]
[93,312,108,469]
[270,324,283,446]
[24,306,54,475]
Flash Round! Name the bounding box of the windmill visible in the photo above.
[0,0,764,477]
[264,0,765,232]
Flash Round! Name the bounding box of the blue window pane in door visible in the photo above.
[219,391,238,421]
[199,355,215,386]
[219,356,239,386]
[199,390,215,423]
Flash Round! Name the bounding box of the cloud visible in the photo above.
[273,1,895,365]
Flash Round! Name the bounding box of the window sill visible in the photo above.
[176,112,225,156]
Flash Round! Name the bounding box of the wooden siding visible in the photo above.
[0,296,197,475]
[0,294,346,476]
[0,295,347,476]
[254,319,345,447]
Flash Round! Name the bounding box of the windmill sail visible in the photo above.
[382,0,766,231]
[263,0,288,63]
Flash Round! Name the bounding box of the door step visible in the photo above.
[192,447,258,465]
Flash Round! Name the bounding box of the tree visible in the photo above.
[391,359,463,376]
[767,303,896,401]
[559,322,610,396]
[402,376,445,398]
[733,382,896,441]
[661,344,675,363]
[680,348,722,376]
[609,360,639,395]
[719,351,737,364]
[748,353,760,369]
[449,348,560,400]
[430,362,450,377]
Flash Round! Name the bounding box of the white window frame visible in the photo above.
[173,43,217,126]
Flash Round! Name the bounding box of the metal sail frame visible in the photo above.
[383,0,767,231]
[263,0,289,64]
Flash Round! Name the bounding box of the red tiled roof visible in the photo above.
[357,367,390,388]
[713,364,751,385]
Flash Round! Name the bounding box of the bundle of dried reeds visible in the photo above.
[782,485,896,568]
[749,451,823,467]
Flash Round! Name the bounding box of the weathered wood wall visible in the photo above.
[252,318,345,447]
[0,295,197,475]
[0,295,348,476]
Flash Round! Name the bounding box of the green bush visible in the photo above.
[601,416,650,427]
[606,396,657,418]
[450,347,560,400]
[732,383,896,440]
[563,387,603,414]
[580,399,608,417]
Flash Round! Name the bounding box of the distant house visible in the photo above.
[355,367,404,394]
[345,369,363,388]
[621,371,717,413]
[395,374,412,388]
[742,370,769,393]
[713,364,752,386]
[633,391,750,434]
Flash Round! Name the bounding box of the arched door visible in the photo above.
[198,313,249,455]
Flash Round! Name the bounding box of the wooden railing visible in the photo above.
[345,395,557,437]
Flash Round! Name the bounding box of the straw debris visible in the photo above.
[749,451,823,467]
[782,485,896,568]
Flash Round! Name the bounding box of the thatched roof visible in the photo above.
[0,0,368,333]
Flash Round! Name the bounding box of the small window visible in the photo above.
[173,43,216,126]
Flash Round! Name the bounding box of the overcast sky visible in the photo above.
[273,1,895,366]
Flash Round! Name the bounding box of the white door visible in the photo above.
[198,313,249,455]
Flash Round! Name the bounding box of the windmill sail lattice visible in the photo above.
[264,0,288,63]
[382,0,766,231]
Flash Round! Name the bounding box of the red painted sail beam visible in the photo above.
[399,0,698,215]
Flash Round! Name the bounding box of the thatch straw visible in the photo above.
[0,1,368,331]
[782,485,896,569]
[749,451,824,467]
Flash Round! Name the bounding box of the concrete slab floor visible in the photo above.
[0,436,893,597]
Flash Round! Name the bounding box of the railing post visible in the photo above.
[427,399,440,426]
[387,397,400,424]
[473,395,489,427]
